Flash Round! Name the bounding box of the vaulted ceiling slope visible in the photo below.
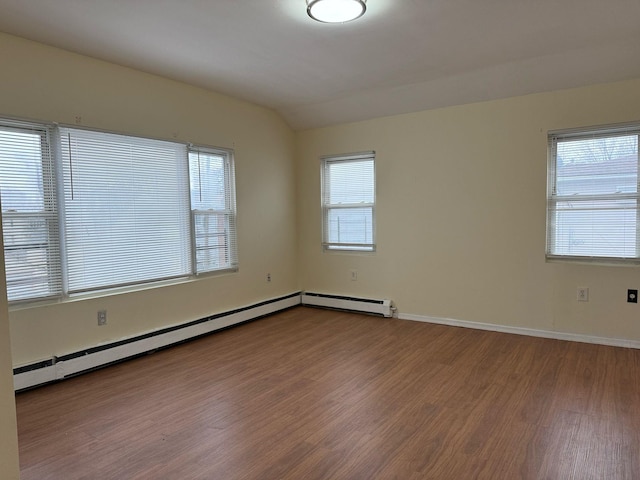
[0,0,639,130]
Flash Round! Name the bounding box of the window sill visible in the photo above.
[545,255,640,267]
[8,267,239,312]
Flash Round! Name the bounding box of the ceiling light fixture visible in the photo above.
[307,0,367,24]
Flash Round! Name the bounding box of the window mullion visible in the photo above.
[51,126,69,296]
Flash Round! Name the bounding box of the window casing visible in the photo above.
[321,152,375,251]
[0,119,237,303]
[547,123,640,263]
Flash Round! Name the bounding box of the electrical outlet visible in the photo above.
[97,310,107,326]
[350,270,358,281]
[267,273,271,282]
[577,287,589,302]
[628,289,638,303]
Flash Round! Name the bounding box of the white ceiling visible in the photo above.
[0,0,639,130]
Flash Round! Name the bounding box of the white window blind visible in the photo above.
[59,127,192,293]
[188,146,238,273]
[322,152,375,251]
[547,123,640,262]
[0,122,61,301]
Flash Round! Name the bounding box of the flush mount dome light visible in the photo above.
[307,0,367,23]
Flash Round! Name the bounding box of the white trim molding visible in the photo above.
[399,312,640,350]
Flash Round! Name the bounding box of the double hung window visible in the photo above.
[0,119,237,303]
[189,147,237,273]
[0,123,60,301]
[547,123,639,262]
[321,152,375,251]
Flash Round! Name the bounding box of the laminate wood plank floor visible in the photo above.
[16,306,640,479]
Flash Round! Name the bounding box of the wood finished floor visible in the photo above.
[16,306,640,479]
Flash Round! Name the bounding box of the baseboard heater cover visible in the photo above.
[301,292,392,317]
[13,292,301,392]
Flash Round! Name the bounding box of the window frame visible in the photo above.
[546,122,640,264]
[0,121,62,302]
[188,145,238,275]
[321,151,376,252]
[0,117,238,305]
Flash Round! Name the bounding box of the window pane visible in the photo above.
[0,130,46,212]
[194,212,234,271]
[189,151,227,210]
[551,199,636,257]
[327,160,374,204]
[2,214,57,300]
[60,128,191,292]
[327,207,373,246]
[556,135,638,196]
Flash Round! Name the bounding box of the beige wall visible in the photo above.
[0,31,299,366]
[0,234,19,478]
[297,78,640,342]
[3,28,640,478]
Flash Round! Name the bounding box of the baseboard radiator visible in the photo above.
[13,292,301,392]
[301,292,393,317]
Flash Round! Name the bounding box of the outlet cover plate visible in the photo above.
[577,287,589,302]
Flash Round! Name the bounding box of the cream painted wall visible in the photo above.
[0,32,298,366]
[297,78,640,342]
[2,27,640,478]
[0,230,19,478]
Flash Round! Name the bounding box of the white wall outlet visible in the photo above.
[267,273,271,282]
[350,270,358,281]
[97,310,107,326]
[577,287,589,302]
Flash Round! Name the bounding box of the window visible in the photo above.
[60,127,192,293]
[0,123,61,301]
[321,152,375,251]
[547,123,639,262]
[188,146,237,273]
[0,119,237,303]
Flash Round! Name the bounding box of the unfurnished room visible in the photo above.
[1,1,640,479]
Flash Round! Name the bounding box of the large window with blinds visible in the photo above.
[0,119,237,303]
[321,152,375,251]
[547,123,640,263]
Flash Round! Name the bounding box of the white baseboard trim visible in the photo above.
[399,312,640,350]
[14,292,301,391]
